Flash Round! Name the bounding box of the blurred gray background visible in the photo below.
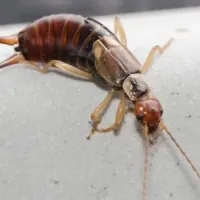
[0,0,200,25]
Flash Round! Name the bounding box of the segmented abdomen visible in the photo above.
[18,14,118,74]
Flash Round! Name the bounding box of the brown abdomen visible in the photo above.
[17,14,118,75]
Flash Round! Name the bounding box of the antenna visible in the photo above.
[142,124,149,200]
[160,120,200,179]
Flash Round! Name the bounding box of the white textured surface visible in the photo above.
[0,7,200,200]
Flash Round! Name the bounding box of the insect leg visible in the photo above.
[141,38,174,74]
[23,60,93,80]
[0,56,93,81]
[86,89,116,140]
[114,16,127,47]
[44,60,93,80]
[91,92,126,134]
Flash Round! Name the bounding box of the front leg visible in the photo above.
[95,92,126,133]
[87,92,126,140]
[86,89,116,140]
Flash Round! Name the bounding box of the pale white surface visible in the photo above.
[0,7,199,200]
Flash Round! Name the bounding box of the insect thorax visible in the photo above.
[122,74,149,101]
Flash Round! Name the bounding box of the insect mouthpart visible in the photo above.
[136,113,144,121]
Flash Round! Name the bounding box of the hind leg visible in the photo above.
[42,60,93,80]
[114,16,127,47]
[0,55,93,80]
[22,59,93,80]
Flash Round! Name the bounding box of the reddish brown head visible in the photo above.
[134,98,163,133]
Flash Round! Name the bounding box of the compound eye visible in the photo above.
[136,114,144,121]
[160,109,163,116]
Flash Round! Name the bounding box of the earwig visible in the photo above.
[0,13,199,200]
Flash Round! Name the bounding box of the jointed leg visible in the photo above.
[22,59,93,80]
[90,89,116,122]
[86,89,116,140]
[94,92,126,133]
[44,60,93,80]
[0,54,93,80]
[141,38,174,74]
[20,60,43,72]
[114,16,127,47]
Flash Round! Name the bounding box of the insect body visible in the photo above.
[0,13,168,137]
[1,14,119,82]
[0,13,199,200]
